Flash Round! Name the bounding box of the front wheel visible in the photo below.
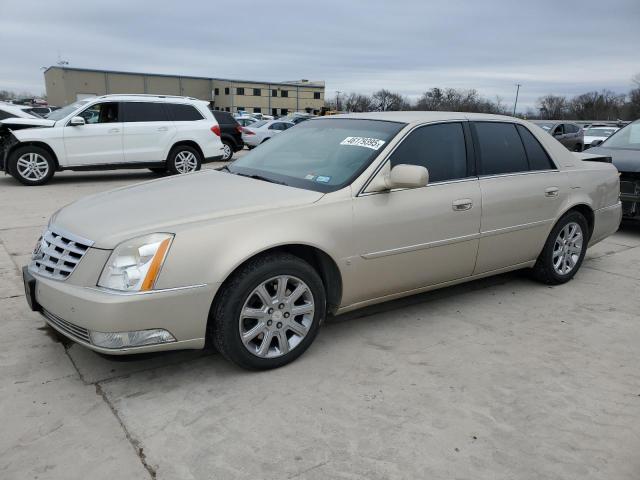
[8,146,55,186]
[166,145,202,175]
[531,211,589,284]
[210,253,326,370]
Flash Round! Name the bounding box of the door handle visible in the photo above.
[452,199,473,211]
[157,127,169,132]
[545,187,559,197]
[108,128,120,134]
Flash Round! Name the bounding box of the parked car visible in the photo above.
[210,110,244,161]
[22,112,621,370]
[24,106,59,117]
[235,116,258,127]
[532,121,584,151]
[0,94,224,185]
[0,102,41,120]
[583,126,619,149]
[241,119,295,148]
[586,119,640,219]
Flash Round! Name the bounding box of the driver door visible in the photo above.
[63,102,124,166]
[348,122,481,304]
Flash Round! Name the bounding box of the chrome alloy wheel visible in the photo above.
[222,143,232,160]
[174,151,198,173]
[17,153,49,181]
[552,221,583,275]
[239,275,315,358]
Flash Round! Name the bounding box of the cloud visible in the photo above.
[1,0,638,110]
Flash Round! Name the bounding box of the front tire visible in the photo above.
[8,146,55,186]
[210,253,326,370]
[166,145,202,175]
[531,211,589,285]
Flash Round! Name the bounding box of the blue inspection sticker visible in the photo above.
[316,176,331,183]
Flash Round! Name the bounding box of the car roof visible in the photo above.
[0,103,37,117]
[93,94,209,106]
[327,111,532,126]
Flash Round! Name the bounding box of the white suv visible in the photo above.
[0,94,224,185]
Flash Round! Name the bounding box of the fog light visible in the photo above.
[89,329,176,349]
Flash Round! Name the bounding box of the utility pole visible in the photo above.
[513,83,521,116]
[335,90,342,111]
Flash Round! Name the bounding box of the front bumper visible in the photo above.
[25,267,219,355]
[620,177,640,219]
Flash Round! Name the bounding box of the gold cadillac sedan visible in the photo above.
[23,112,622,370]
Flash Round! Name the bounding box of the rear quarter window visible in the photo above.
[166,103,205,121]
[516,125,556,170]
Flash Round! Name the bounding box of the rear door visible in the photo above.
[63,102,124,166]
[472,122,566,274]
[122,101,176,163]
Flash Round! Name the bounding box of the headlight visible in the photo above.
[98,233,174,292]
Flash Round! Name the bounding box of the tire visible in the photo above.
[210,253,326,370]
[8,146,55,186]
[166,145,202,175]
[531,211,589,285]
[221,141,234,161]
[148,167,167,174]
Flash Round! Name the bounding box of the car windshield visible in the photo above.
[45,100,90,120]
[585,127,617,137]
[228,118,405,193]
[602,121,640,150]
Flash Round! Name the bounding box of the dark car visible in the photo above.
[532,121,584,152]
[210,110,244,161]
[587,119,640,219]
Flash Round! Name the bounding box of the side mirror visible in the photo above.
[385,164,429,190]
[69,116,85,126]
[591,139,604,147]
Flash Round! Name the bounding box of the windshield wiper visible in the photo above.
[235,172,287,186]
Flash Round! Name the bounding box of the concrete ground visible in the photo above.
[1,157,639,479]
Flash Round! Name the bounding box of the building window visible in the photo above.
[272,108,278,116]
[236,106,244,112]
[224,87,229,95]
[314,92,321,99]
[253,88,261,96]
[214,88,219,96]
[280,108,288,115]
[236,87,245,95]
[225,107,230,112]
[281,90,288,98]
[253,107,261,113]
[272,89,277,97]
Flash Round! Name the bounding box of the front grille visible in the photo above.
[29,227,93,280]
[42,309,91,344]
[620,180,638,195]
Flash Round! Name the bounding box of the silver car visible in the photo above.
[23,112,622,370]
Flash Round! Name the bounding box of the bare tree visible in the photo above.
[343,92,374,112]
[415,87,506,114]
[537,95,568,119]
[371,89,409,111]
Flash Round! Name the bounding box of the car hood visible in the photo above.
[51,170,324,248]
[586,146,640,173]
[0,117,56,128]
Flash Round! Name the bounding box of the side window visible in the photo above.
[78,102,119,124]
[516,125,556,171]
[565,123,578,134]
[552,124,564,136]
[269,123,282,130]
[389,122,468,183]
[166,104,204,121]
[122,102,169,122]
[475,122,528,175]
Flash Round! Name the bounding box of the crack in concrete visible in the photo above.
[287,460,330,479]
[95,383,157,479]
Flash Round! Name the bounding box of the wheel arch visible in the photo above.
[167,140,204,161]
[559,203,594,239]
[212,243,343,316]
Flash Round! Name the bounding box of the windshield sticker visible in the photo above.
[340,137,386,150]
[304,174,316,180]
[316,176,331,183]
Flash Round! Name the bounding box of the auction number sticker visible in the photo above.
[340,137,386,150]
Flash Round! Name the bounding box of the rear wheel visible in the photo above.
[8,146,55,186]
[166,145,202,175]
[221,141,234,161]
[210,253,326,370]
[531,211,589,284]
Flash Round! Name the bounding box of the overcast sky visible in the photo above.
[2,0,639,111]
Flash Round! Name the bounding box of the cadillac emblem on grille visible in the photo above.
[29,227,94,281]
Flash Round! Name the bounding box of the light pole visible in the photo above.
[513,83,521,116]
[336,90,342,111]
